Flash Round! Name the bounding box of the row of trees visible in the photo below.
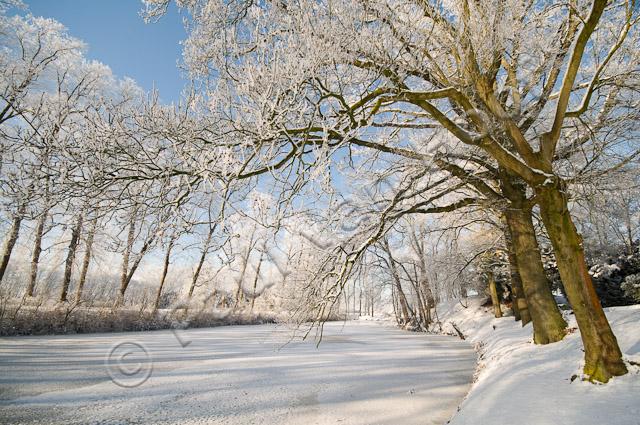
[1,0,639,385]
[139,0,639,383]
[0,10,312,321]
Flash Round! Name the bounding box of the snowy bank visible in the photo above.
[436,298,640,425]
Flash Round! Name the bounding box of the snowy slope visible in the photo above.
[436,298,640,425]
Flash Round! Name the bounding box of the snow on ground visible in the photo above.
[0,321,475,425]
[437,298,640,425]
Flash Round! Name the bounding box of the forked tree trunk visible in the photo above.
[117,211,137,307]
[0,202,27,284]
[488,271,502,318]
[154,235,176,313]
[537,184,627,382]
[233,232,256,308]
[75,215,97,303]
[383,239,412,324]
[501,173,566,344]
[59,214,84,302]
[120,236,155,303]
[188,225,216,298]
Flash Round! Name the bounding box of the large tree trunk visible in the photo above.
[538,184,627,382]
[0,202,26,284]
[505,206,567,344]
[59,214,84,303]
[154,235,176,313]
[488,270,502,318]
[75,215,97,303]
[501,172,566,344]
[503,222,530,325]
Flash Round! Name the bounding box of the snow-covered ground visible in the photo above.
[0,321,475,424]
[437,299,640,425]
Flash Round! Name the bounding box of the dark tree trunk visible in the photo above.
[488,270,502,318]
[537,182,627,382]
[383,239,412,324]
[250,250,264,312]
[75,215,97,303]
[154,235,176,313]
[500,171,566,344]
[26,209,48,297]
[117,213,137,306]
[0,202,27,284]
[59,214,84,303]
[189,226,215,298]
[503,222,530,325]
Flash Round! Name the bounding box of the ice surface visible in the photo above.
[0,321,475,425]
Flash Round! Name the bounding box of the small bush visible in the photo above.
[621,274,640,302]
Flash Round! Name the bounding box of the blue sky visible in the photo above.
[25,0,187,103]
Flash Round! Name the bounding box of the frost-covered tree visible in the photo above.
[142,0,639,382]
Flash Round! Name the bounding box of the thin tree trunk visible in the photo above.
[538,184,627,382]
[188,225,216,298]
[75,215,97,303]
[370,295,374,317]
[488,270,502,318]
[391,284,400,324]
[117,210,137,306]
[59,214,83,303]
[0,202,27,284]
[122,236,155,296]
[233,231,256,308]
[250,250,264,312]
[383,240,412,324]
[154,235,176,313]
[27,209,48,297]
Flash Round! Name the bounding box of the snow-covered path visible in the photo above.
[0,321,475,425]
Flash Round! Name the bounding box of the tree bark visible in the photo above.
[188,225,216,298]
[537,183,627,382]
[233,230,256,308]
[505,206,568,343]
[59,214,83,303]
[26,209,48,297]
[75,215,97,303]
[383,239,412,324]
[154,235,176,312]
[250,250,264,312]
[121,236,155,301]
[503,222,530,325]
[117,210,137,306]
[500,172,566,344]
[488,270,502,318]
[0,202,26,284]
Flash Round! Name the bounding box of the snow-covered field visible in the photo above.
[0,321,475,425]
[438,299,640,425]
